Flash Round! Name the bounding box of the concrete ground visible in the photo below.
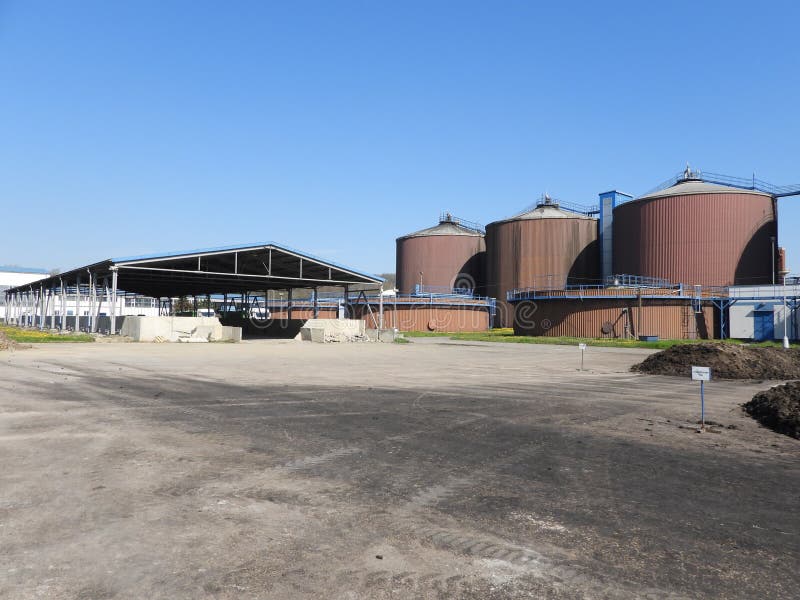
[0,338,797,599]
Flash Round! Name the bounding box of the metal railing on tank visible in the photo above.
[438,212,485,234]
[513,196,598,218]
[412,284,476,298]
[605,274,673,289]
[639,168,800,199]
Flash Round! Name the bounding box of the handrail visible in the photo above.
[639,169,800,199]
[438,212,485,234]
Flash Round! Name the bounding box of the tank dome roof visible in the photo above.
[397,214,484,240]
[636,179,772,202]
[489,202,595,227]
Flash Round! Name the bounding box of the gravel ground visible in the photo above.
[1,339,798,599]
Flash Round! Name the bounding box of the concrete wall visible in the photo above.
[120,317,240,342]
[300,319,366,343]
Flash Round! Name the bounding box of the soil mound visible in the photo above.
[0,331,18,351]
[744,382,800,439]
[632,343,800,379]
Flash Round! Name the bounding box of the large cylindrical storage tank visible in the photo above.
[486,202,599,328]
[613,179,777,286]
[396,215,485,295]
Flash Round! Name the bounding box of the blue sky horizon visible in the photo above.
[1,1,798,277]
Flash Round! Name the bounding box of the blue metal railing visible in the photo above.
[513,195,597,218]
[605,274,673,289]
[438,212,485,234]
[640,169,800,199]
[412,284,475,297]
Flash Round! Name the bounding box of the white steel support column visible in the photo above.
[379,284,384,330]
[90,272,98,333]
[75,274,82,332]
[110,267,118,335]
[44,286,51,329]
[39,284,45,330]
[60,278,66,331]
[103,278,110,332]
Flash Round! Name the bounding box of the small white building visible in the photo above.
[728,284,799,341]
[0,267,49,321]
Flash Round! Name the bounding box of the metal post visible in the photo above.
[60,278,66,331]
[379,285,384,330]
[700,380,705,430]
[93,272,100,332]
[39,284,45,330]
[783,274,789,349]
[88,272,95,332]
[110,268,118,334]
[637,288,642,337]
[75,274,81,332]
[771,236,776,286]
[287,288,293,320]
[313,288,319,318]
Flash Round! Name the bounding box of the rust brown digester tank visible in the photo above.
[613,177,777,286]
[395,214,486,295]
[486,199,599,327]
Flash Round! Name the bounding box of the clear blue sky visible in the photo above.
[1,1,798,276]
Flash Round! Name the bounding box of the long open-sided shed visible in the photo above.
[4,242,384,334]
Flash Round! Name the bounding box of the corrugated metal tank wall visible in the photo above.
[353,303,490,332]
[512,299,713,339]
[396,225,485,295]
[613,187,776,286]
[486,211,599,327]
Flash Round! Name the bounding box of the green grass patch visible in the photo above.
[402,330,454,338]
[400,328,787,350]
[0,324,94,343]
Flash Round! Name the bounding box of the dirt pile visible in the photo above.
[632,343,800,380]
[0,331,18,351]
[744,382,800,439]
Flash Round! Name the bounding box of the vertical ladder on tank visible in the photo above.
[681,304,693,339]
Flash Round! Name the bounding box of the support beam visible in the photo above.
[75,274,82,332]
[89,272,97,333]
[379,284,384,330]
[110,267,118,335]
[60,278,66,331]
[39,284,45,330]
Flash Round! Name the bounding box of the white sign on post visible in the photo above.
[578,343,587,371]
[691,366,711,381]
